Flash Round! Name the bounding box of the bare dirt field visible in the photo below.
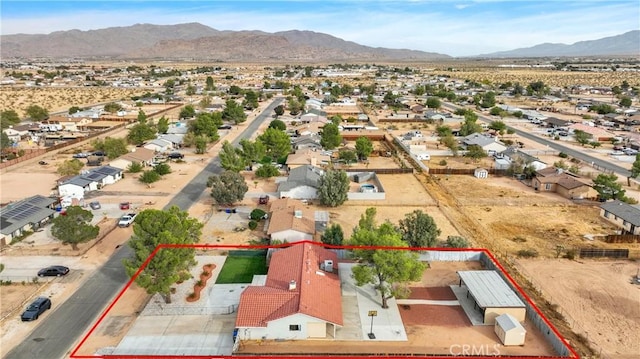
[516,259,640,358]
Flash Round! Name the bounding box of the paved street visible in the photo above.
[5,98,283,359]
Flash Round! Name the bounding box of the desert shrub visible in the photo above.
[445,236,470,248]
[153,163,172,176]
[516,249,538,258]
[511,236,527,243]
[439,159,447,166]
[250,209,267,221]
[563,249,577,260]
[248,220,258,230]
[127,161,143,173]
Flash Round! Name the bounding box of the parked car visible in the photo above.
[73,152,90,159]
[120,202,130,210]
[37,265,69,277]
[258,195,269,205]
[38,161,48,165]
[118,213,137,227]
[167,152,184,160]
[21,297,51,322]
[89,201,101,210]
[218,124,233,130]
[623,148,638,155]
[92,151,106,157]
[610,151,625,156]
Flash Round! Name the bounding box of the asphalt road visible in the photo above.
[441,103,632,178]
[5,97,283,359]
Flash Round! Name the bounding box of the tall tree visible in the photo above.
[51,206,99,250]
[103,102,123,114]
[268,119,287,131]
[157,116,169,134]
[441,135,459,156]
[0,110,21,130]
[628,153,640,186]
[123,206,202,303]
[425,97,441,109]
[222,99,247,124]
[459,111,482,136]
[242,91,259,110]
[207,170,249,205]
[465,145,488,162]
[92,137,128,159]
[189,112,221,141]
[273,105,285,117]
[57,159,85,176]
[320,123,342,150]
[239,139,266,163]
[321,224,344,246]
[1,132,13,151]
[318,169,349,207]
[25,105,49,121]
[179,105,196,119]
[205,76,215,91]
[573,130,592,146]
[219,141,247,172]
[349,209,425,308]
[397,210,441,248]
[257,127,291,160]
[593,173,625,201]
[127,122,156,145]
[339,149,357,165]
[355,136,373,160]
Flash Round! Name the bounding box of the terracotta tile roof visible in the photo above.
[235,242,343,328]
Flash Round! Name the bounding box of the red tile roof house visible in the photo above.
[235,242,343,340]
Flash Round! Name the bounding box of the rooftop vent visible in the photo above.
[289,280,297,291]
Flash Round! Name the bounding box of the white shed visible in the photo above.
[494,313,526,346]
[474,168,489,179]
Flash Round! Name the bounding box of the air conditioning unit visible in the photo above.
[323,259,334,272]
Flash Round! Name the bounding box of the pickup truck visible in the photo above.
[118,213,137,227]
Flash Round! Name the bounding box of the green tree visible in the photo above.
[593,173,625,201]
[92,137,128,159]
[573,130,592,146]
[194,134,210,154]
[459,113,482,136]
[355,136,373,160]
[205,76,215,91]
[242,90,259,110]
[489,120,507,134]
[397,210,441,248]
[255,164,280,178]
[189,112,221,141]
[219,141,248,172]
[240,139,266,163]
[479,91,496,108]
[589,141,601,149]
[153,162,171,176]
[320,123,342,150]
[139,169,161,184]
[349,209,425,308]
[179,105,196,119]
[465,145,487,162]
[57,159,85,176]
[287,97,303,115]
[436,125,452,138]
[51,206,99,250]
[222,99,247,125]
[68,106,81,115]
[489,107,503,116]
[257,128,291,160]
[318,169,349,207]
[123,206,202,303]
[0,110,21,130]
[207,170,248,205]
[339,149,358,165]
[185,84,196,96]
[127,122,156,146]
[321,224,344,246]
[526,81,550,97]
[268,119,287,131]
[441,135,459,156]
[446,236,470,248]
[156,116,169,134]
[127,161,143,173]
[619,97,632,108]
[1,132,13,151]
[25,105,49,121]
[628,153,640,186]
[103,102,123,114]
[425,97,441,109]
[274,105,285,117]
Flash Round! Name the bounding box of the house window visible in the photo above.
[604,211,610,218]
[544,183,552,191]
[289,324,301,331]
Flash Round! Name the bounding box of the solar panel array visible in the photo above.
[2,203,45,221]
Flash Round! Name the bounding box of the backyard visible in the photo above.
[215,252,268,284]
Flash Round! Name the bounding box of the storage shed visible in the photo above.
[457,270,526,325]
[474,168,489,179]
[495,313,526,346]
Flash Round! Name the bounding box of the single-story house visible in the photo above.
[110,147,156,169]
[544,117,571,129]
[277,165,324,200]
[143,138,173,153]
[266,198,329,242]
[235,242,343,340]
[285,149,331,170]
[568,123,616,142]
[461,133,507,155]
[45,116,93,132]
[57,165,123,199]
[599,200,640,235]
[532,167,597,200]
[2,128,25,143]
[158,134,184,148]
[497,148,547,171]
[0,195,58,240]
[291,135,322,151]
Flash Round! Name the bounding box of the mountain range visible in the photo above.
[1,23,638,61]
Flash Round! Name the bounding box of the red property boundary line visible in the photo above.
[70,241,580,359]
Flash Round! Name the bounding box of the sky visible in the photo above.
[1,1,639,57]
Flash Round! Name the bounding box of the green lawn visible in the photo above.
[215,256,268,284]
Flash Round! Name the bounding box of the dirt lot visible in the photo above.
[516,259,640,358]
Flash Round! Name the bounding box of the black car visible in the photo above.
[167,152,184,159]
[91,151,106,157]
[21,297,51,321]
[37,265,70,277]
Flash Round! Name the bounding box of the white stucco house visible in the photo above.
[277,165,323,200]
[235,242,342,340]
[143,138,173,153]
[57,165,123,200]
